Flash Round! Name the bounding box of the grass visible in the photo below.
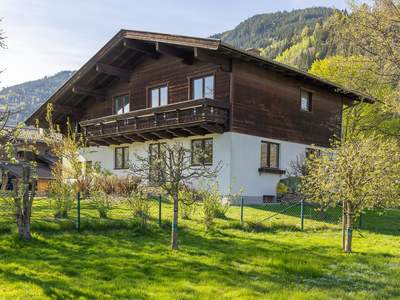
[0,198,399,299]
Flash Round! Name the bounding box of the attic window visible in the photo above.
[300,89,312,112]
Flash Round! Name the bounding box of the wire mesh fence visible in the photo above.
[236,199,400,234]
[1,193,399,235]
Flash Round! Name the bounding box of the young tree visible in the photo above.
[301,136,400,252]
[130,142,220,250]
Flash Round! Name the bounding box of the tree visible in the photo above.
[0,21,37,240]
[130,142,220,250]
[301,135,400,252]
[339,0,400,115]
[310,55,400,138]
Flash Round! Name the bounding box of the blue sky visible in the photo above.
[0,0,347,88]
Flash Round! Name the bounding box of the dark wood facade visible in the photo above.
[231,60,343,146]
[26,30,371,147]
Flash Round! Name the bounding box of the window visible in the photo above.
[149,143,166,184]
[191,75,215,99]
[300,89,312,112]
[114,147,129,169]
[149,85,168,107]
[260,141,280,169]
[114,94,130,115]
[191,138,213,165]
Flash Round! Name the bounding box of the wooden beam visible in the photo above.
[137,133,158,141]
[152,131,174,139]
[91,138,112,146]
[156,42,194,64]
[194,48,231,72]
[182,127,207,136]
[167,128,189,137]
[201,124,224,134]
[96,63,131,82]
[123,39,159,59]
[123,134,146,143]
[113,136,132,144]
[72,85,104,99]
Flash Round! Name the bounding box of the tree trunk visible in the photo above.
[14,165,35,240]
[1,171,8,191]
[171,194,179,250]
[342,200,347,251]
[345,202,353,253]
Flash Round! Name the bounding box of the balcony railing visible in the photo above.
[80,98,229,145]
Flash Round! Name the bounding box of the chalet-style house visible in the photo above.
[26,30,372,203]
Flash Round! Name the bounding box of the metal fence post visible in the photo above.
[76,191,81,232]
[359,213,362,229]
[300,198,304,231]
[158,194,162,227]
[240,196,244,225]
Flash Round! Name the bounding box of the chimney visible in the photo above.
[245,48,261,56]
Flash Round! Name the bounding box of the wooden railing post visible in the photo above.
[176,109,181,123]
[202,102,208,119]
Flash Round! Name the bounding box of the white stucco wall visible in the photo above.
[80,132,319,203]
[80,133,232,194]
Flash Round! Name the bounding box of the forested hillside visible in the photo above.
[212,7,346,70]
[0,71,74,125]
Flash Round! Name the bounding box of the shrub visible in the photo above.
[48,181,75,218]
[93,174,141,197]
[178,188,197,220]
[90,189,118,218]
[200,186,221,232]
[126,191,151,229]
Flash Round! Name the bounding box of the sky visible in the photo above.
[0,0,347,88]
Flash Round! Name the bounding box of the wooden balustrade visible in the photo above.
[80,99,229,146]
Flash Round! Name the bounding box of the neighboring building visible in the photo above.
[0,127,57,193]
[26,30,372,203]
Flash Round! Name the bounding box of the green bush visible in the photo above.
[48,181,75,218]
[201,186,221,232]
[90,189,118,219]
[126,191,151,229]
[178,189,197,220]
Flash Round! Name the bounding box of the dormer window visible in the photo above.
[114,94,130,115]
[192,75,214,99]
[300,89,312,112]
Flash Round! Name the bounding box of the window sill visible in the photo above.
[258,167,286,175]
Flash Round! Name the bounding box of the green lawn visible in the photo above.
[0,198,399,299]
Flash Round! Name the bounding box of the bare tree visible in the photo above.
[130,142,221,250]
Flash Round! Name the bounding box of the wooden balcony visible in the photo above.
[80,98,230,146]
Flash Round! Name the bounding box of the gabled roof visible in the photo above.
[25,29,374,125]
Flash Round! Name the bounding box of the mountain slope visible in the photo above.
[212,7,344,70]
[0,71,74,125]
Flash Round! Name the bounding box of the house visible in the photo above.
[26,30,372,203]
[0,127,57,193]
